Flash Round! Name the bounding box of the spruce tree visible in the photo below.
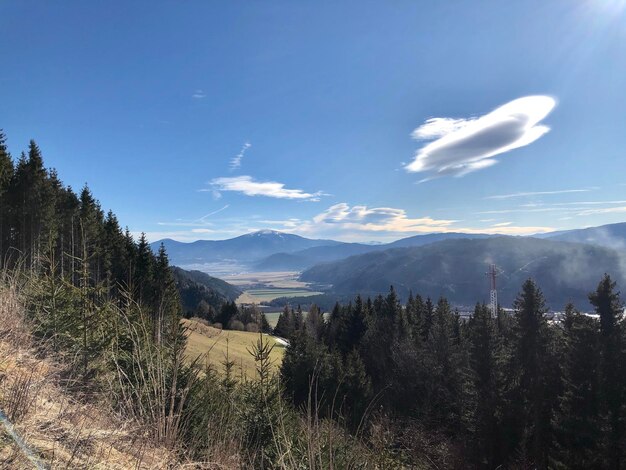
[554,303,601,468]
[508,279,559,468]
[589,274,625,468]
[0,130,13,266]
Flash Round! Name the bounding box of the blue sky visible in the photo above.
[1,0,626,242]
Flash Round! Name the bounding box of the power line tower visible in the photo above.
[486,264,498,318]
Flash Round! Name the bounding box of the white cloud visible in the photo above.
[279,203,555,240]
[192,89,206,99]
[310,203,456,232]
[150,203,555,243]
[230,142,251,170]
[486,189,591,199]
[406,95,556,179]
[207,175,325,201]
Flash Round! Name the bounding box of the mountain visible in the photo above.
[153,230,341,268]
[171,267,242,315]
[385,231,494,248]
[300,236,626,308]
[253,232,495,271]
[541,222,626,250]
[253,242,376,271]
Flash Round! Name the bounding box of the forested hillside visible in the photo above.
[279,278,626,468]
[301,236,626,307]
[171,266,241,315]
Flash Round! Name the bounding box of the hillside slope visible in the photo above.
[253,232,494,271]
[0,285,174,468]
[300,236,626,308]
[543,221,626,249]
[172,267,242,314]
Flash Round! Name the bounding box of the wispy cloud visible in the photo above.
[230,142,251,170]
[157,204,230,227]
[575,206,626,216]
[192,89,207,99]
[207,176,325,201]
[486,189,592,199]
[478,200,626,217]
[198,204,230,221]
[406,95,556,180]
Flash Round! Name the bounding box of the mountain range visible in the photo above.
[153,230,340,270]
[154,222,626,309]
[153,230,498,272]
[299,236,626,308]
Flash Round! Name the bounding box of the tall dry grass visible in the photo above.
[0,270,175,468]
[0,266,390,469]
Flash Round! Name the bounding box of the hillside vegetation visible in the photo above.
[0,278,176,468]
[301,236,626,307]
[172,266,242,315]
[183,318,285,377]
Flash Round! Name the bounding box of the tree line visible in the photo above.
[0,130,184,372]
[280,278,626,468]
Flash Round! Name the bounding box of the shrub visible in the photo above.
[229,320,244,331]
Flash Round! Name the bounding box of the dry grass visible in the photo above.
[0,280,176,469]
[183,318,285,379]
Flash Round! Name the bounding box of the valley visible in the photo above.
[225,271,323,305]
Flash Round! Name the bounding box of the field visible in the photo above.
[225,271,324,305]
[183,318,285,378]
[236,288,323,304]
[224,271,308,288]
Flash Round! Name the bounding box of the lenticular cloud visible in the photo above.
[405,96,556,180]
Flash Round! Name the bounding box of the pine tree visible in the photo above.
[273,305,294,339]
[589,274,625,468]
[422,297,434,339]
[304,303,325,341]
[507,279,560,468]
[553,303,601,468]
[153,244,181,344]
[0,130,13,267]
[467,303,501,467]
[135,232,154,305]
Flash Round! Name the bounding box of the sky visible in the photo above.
[1,0,626,243]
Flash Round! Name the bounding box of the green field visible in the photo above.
[183,318,285,378]
[236,288,323,304]
[264,311,282,328]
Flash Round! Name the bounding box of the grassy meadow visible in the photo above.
[183,318,285,378]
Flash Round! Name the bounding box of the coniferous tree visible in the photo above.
[589,274,625,468]
[0,130,13,266]
[422,297,434,340]
[274,305,295,339]
[467,303,501,467]
[304,303,325,341]
[553,303,601,469]
[154,244,181,344]
[507,279,560,469]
